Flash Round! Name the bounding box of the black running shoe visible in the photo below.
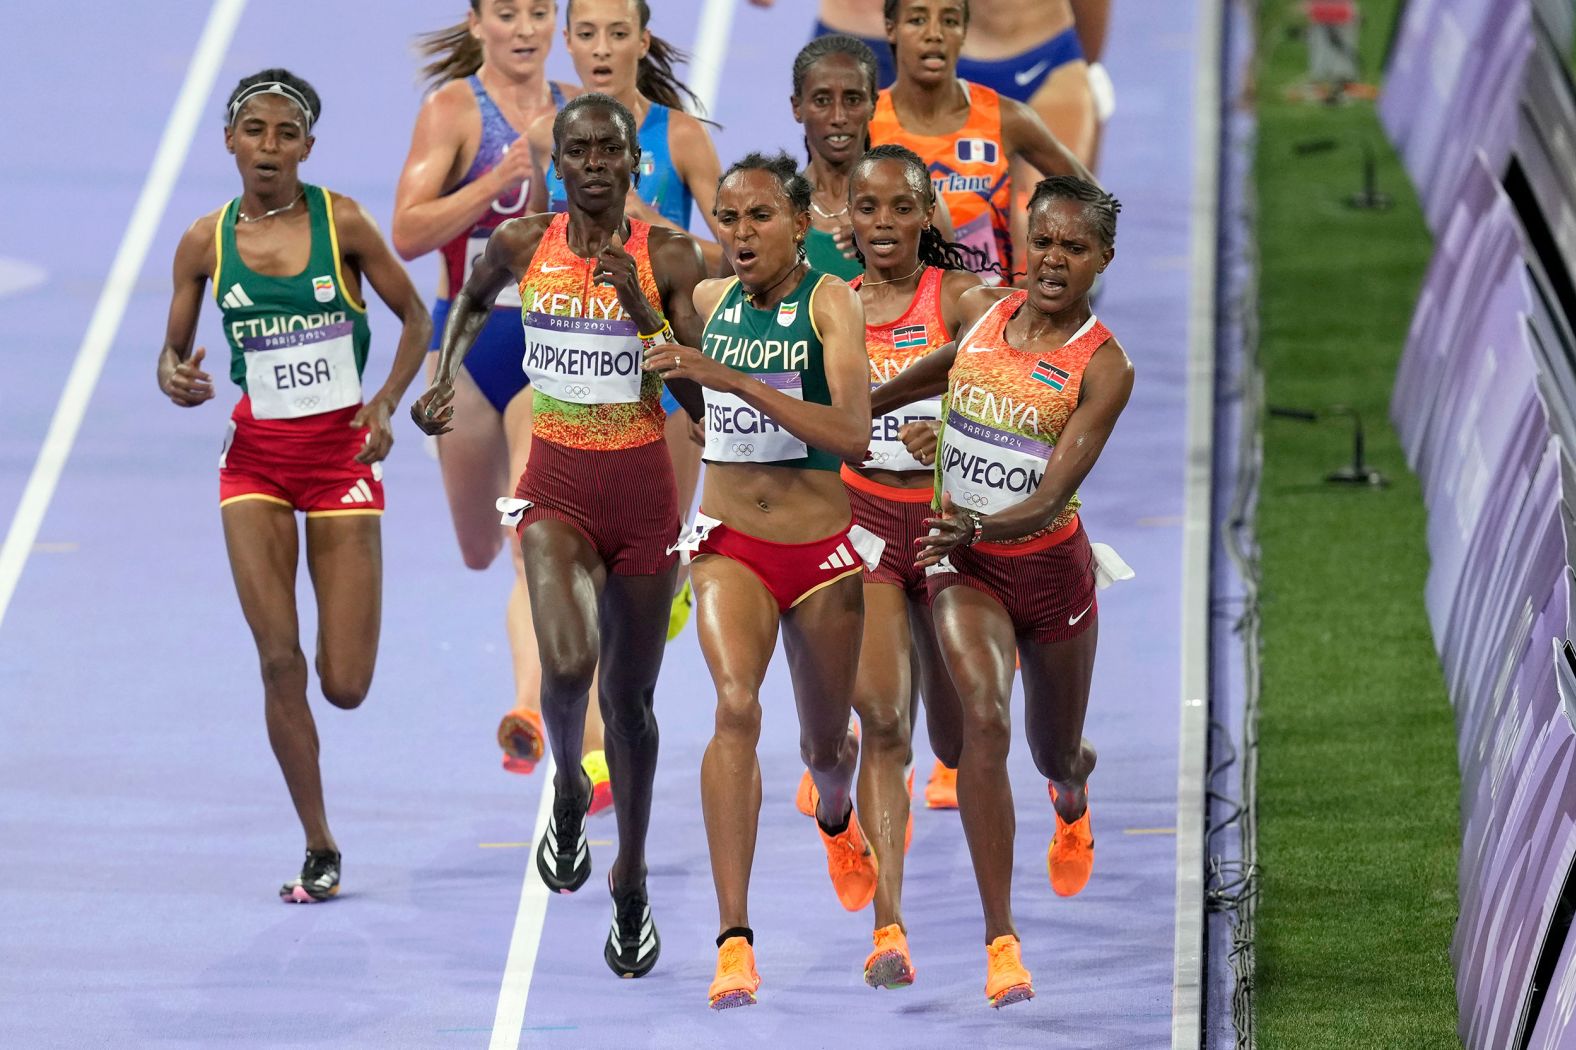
[280,849,340,903]
[536,783,592,893]
[604,877,660,978]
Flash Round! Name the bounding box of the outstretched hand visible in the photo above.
[410,379,456,436]
[915,490,978,567]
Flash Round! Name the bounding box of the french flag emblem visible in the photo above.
[955,138,999,165]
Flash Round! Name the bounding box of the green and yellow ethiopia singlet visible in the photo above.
[213,184,370,420]
[699,268,841,472]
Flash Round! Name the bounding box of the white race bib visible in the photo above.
[243,320,362,420]
[866,395,944,472]
[703,372,808,463]
[467,233,521,308]
[938,408,1052,513]
[521,311,643,405]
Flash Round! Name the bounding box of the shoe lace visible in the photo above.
[612,887,646,934]
[303,850,338,881]
[553,796,583,848]
[987,938,1020,970]
[718,939,751,973]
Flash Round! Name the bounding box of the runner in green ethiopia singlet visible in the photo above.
[214,184,371,420]
[698,268,841,472]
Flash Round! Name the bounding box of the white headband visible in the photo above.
[228,82,316,130]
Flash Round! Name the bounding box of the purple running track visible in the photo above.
[0,2,1204,1047]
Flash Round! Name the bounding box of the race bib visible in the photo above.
[243,320,362,420]
[703,372,808,463]
[866,395,943,472]
[938,408,1052,513]
[467,232,522,309]
[521,312,643,405]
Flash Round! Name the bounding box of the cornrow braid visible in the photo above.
[850,145,1002,278]
[717,151,813,261]
[1027,175,1122,249]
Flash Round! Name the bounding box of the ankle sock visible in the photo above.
[718,926,754,948]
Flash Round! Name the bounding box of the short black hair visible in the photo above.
[1028,176,1122,249]
[551,92,639,153]
[225,68,321,130]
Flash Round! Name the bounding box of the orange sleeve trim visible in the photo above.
[976,513,1080,557]
[840,462,935,503]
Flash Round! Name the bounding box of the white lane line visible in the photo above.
[0,0,248,634]
[489,756,558,1050]
[689,0,740,118]
[1174,0,1224,1044]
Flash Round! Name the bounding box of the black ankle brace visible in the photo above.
[717,926,754,948]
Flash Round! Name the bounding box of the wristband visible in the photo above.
[639,320,674,351]
[960,509,985,547]
[1087,62,1116,123]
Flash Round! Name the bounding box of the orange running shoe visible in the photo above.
[583,750,614,817]
[1047,784,1094,897]
[863,923,916,989]
[819,808,879,911]
[708,936,761,1010]
[985,934,1033,1007]
[924,760,958,810]
[498,708,545,775]
[795,769,818,817]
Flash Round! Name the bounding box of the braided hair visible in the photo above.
[1027,176,1122,249]
[882,0,970,27]
[850,144,1000,277]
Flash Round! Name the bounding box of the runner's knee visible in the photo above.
[713,684,762,744]
[257,646,306,694]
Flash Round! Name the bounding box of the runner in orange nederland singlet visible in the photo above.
[868,0,1093,281]
[412,93,708,981]
[870,175,1132,1008]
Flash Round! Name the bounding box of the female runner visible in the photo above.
[642,153,878,1010]
[158,70,430,902]
[830,144,984,988]
[872,175,1127,1006]
[871,0,1093,280]
[525,0,727,638]
[412,94,707,979]
[392,0,612,793]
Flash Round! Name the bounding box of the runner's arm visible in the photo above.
[157,217,216,407]
[869,285,998,414]
[335,197,432,415]
[392,85,509,260]
[1001,96,1096,184]
[973,337,1131,543]
[650,228,710,420]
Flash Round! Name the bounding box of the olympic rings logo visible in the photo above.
[731,442,756,456]
[565,384,591,399]
[294,396,321,409]
[962,491,990,507]
[868,450,891,463]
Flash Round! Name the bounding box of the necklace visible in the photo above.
[860,261,924,287]
[238,189,304,223]
[743,261,807,305]
[810,197,849,220]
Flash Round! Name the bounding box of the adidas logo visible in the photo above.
[220,283,254,309]
[818,544,856,571]
[340,479,375,504]
[721,302,742,324]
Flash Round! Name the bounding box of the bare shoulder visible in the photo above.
[956,283,1015,327]
[940,267,985,300]
[648,225,704,269]
[666,109,716,151]
[176,206,225,275]
[693,275,737,317]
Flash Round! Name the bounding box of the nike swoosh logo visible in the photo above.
[1068,600,1094,626]
[1014,60,1050,87]
[541,264,573,272]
